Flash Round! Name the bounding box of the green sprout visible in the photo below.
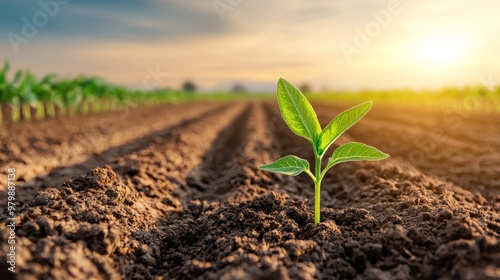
[259,78,389,225]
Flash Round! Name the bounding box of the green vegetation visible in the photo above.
[0,61,222,126]
[259,78,389,226]
[4,59,497,126]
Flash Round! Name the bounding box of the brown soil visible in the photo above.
[0,101,499,280]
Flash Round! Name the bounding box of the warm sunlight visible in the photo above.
[413,36,468,67]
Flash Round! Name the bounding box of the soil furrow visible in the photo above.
[185,103,278,204]
[0,103,248,279]
[313,102,500,149]
[233,102,500,280]
[1,101,499,280]
[343,117,499,195]
[185,105,253,201]
[313,104,500,196]
[0,102,221,188]
[105,101,248,216]
[0,103,229,208]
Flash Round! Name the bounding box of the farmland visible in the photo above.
[1,96,499,279]
[0,61,202,126]
[2,0,500,279]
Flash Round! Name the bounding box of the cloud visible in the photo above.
[1,0,499,90]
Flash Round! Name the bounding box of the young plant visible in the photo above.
[259,78,389,226]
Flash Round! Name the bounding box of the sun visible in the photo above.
[412,36,468,67]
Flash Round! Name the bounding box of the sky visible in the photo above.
[0,0,499,92]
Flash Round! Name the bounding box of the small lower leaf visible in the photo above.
[259,155,310,176]
[327,142,389,169]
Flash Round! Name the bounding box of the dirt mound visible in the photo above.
[159,186,500,280]
[0,166,161,279]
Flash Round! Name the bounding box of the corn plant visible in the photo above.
[0,60,189,125]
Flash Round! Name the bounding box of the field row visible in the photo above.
[0,102,499,279]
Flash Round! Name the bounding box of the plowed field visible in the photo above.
[1,101,499,280]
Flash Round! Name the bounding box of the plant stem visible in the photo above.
[314,155,322,226]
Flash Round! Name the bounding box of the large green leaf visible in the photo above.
[277,78,321,145]
[259,155,310,176]
[317,101,372,156]
[327,142,389,169]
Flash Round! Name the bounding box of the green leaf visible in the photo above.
[327,142,389,169]
[0,61,9,84]
[317,101,372,156]
[259,155,310,176]
[277,78,321,145]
